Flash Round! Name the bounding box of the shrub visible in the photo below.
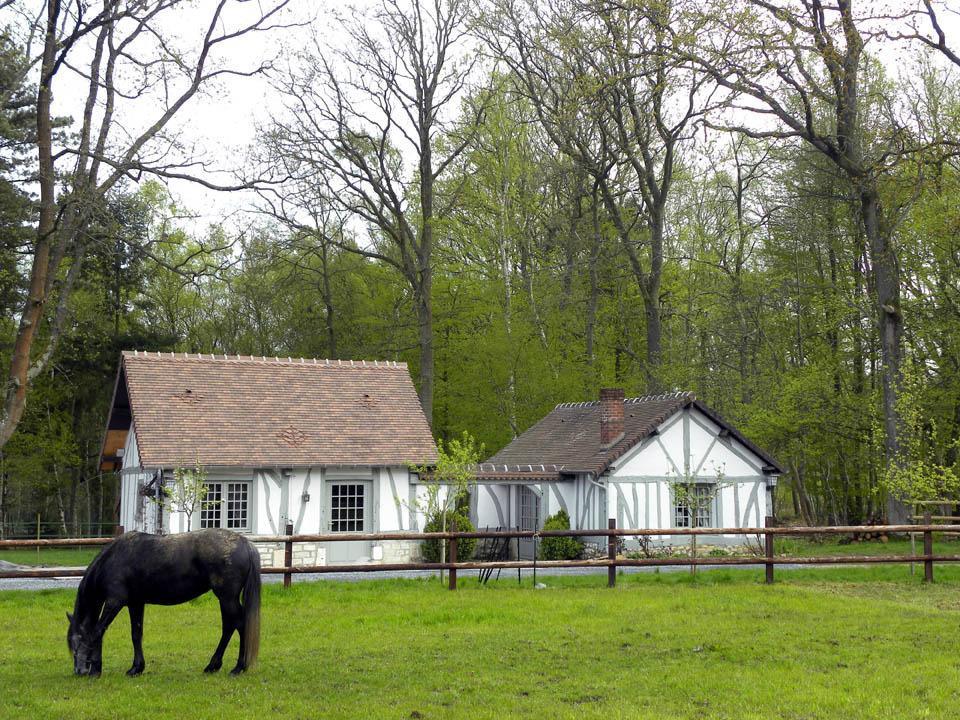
[420,509,476,563]
[539,510,584,560]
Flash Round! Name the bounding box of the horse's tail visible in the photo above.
[242,540,261,668]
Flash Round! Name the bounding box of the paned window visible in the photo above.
[674,484,714,529]
[200,482,222,529]
[226,482,249,530]
[330,483,366,532]
[200,481,250,531]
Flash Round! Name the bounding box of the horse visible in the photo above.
[66,528,260,677]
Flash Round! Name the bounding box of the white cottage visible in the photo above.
[472,389,783,556]
[100,351,438,565]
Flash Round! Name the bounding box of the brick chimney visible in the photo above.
[599,388,625,446]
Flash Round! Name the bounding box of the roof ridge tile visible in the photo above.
[554,390,695,410]
[121,350,408,368]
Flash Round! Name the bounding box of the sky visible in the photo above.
[3,0,960,238]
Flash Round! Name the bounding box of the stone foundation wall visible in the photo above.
[253,541,326,568]
[253,542,281,568]
[378,539,419,564]
[255,539,421,567]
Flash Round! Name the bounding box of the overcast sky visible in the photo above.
[5,1,960,237]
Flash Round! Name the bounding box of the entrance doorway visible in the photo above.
[517,485,540,560]
[325,480,373,563]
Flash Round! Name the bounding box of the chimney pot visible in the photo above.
[600,388,625,446]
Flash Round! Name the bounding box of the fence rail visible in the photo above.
[3,519,960,587]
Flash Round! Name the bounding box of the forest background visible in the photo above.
[2,0,960,536]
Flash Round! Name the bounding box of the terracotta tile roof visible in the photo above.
[108,351,437,469]
[484,392,783,476]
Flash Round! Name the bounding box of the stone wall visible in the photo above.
[253,541,326,568]
[378,539,420,564]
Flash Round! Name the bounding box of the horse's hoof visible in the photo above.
[126,666,144,677]
[229,666,246,676]
[203,664,221,674]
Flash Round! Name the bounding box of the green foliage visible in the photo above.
[538,509,583,560]
[420,507,477,563]
[0,30,35,321]
[879,363,960,505]
[7,28,960,541]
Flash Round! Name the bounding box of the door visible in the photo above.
[517,485,540,560]
[325,480,373,563]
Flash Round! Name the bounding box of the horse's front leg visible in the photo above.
[204,597,239,673]
[90,600,124,676]
[127,604,145,676]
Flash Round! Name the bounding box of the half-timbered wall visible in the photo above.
[118,424,143,532]
[605,406,773,545]
[123,463,424,563]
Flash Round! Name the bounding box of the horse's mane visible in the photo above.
[73,538,115,627]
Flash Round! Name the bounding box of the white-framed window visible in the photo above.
[329,482,366,532]
[519,486,540,531]
[674,484,713,529]
[200,481,250,532]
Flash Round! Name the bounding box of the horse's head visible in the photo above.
[66,612,102,677]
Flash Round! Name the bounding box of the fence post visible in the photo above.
[449,519,458,591]
[923,510,934,583]
[764,515,775,584]
[283,521,294,589]
[607,518,617,588]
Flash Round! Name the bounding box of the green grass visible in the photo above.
[0,546,101,567]
[3,567,960,719]
[774,534,960,557]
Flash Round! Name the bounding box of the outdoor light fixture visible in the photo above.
[302,491,311,503]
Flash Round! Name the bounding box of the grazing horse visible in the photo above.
[67,528,260,677]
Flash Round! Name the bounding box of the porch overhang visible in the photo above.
[471,463,571,484]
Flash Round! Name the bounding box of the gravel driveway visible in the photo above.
[0,562,784,591]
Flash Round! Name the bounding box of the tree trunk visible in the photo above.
[642,207,664,389]
[320,240,337,358]
[499,202,518,437]
[585,192,601,369]
[0,1,59,451]
[861,187,907,523]
[0,453,6,539]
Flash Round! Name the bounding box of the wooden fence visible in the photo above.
[3,517,960,589]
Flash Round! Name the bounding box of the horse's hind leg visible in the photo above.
[204,597,240,673]
[127,603,146,676]
[229,598,247,676]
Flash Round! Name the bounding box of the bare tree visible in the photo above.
[890,1,960,68]
[263,0,482,423]
[257,187,350,359]
[0,0,293,450]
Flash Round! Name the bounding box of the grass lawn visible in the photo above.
[2,567,960,719]
[774,533,960,557]
[0,546,102,567]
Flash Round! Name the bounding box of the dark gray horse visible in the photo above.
[67,529,260,676]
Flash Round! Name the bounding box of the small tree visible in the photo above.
[151,461,209,533]
[409,432,483,581]
[878,364,960,511]
[668,464,729,575]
